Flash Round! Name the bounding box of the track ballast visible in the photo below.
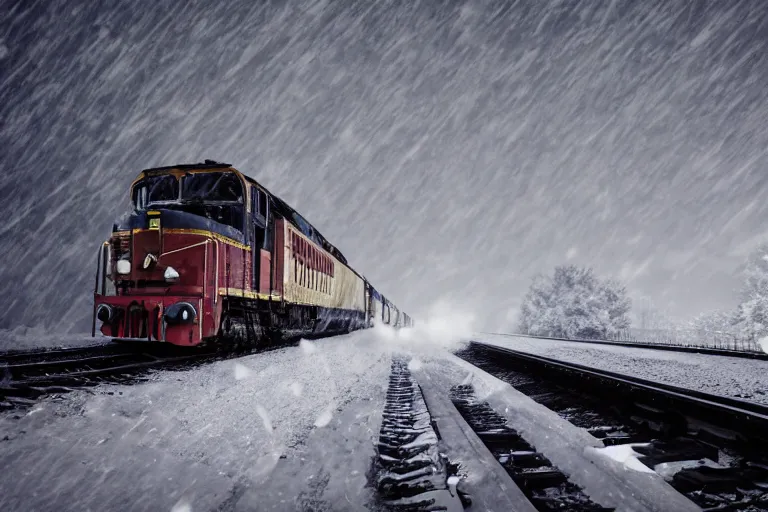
[459,341,768,511]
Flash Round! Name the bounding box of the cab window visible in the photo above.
[132,175,179,210]
[182,172,243,202]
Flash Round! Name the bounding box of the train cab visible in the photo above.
[92,161,266,345]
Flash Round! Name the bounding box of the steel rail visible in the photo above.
[0,343,127,364]
[467,340,768,446]
[15,354,206,385]
[480,332,768,361]
[0,343,220,409]
[6,353,143,371]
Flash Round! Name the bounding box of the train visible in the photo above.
[92,160,411,347]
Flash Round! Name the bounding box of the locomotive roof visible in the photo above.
[133,160,351,266]
[140,160,232,174]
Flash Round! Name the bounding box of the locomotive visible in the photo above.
[92,160,411,347]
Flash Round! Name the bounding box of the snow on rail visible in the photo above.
[478,333,768,405]
[481,331,768,359]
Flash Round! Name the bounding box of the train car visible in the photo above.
[92,160,410,346]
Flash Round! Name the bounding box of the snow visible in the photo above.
[0,327,102,352]
[233,362,252,380]
[372,300,475,353]
[255,404,274,433]
[299,338,317,354]
[4,2,768,338]
[479,334,768,404]
[587,444,655,474]
[654,459,722,481]
[407,357,423,371]
[313,403,334,428]
[416,353,701,512]
[0,329,399,510]
[170,499,192,512]
[759,336,768,354]
[0,304,479,510]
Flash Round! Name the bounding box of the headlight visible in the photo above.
[164,302,196,325]
[116,259,131,275]
[164,266,180,282]
[96,304,114,323]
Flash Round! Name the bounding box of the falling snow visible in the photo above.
[170,499,192,512]
[2,1,768,507]
[255,404,273,434]
[299,339,317,355]
[233,362,252,381]
[2,1,768,340]
[314,404,335,428]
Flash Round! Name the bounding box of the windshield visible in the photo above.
[132,175,179,209]
[132,172,244,210]
[182,172,243,202]
[131,171,246,232]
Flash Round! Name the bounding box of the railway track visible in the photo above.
[374,353,699,511]
[482,332,768,361]
[449,384,612,511]
[458,341,768,511]
[0,343,223,410]
[0,329,349,410]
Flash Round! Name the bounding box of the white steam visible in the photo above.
[759,336,768,354]
[373,300,475,353]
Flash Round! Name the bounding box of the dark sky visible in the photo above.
[1,0,768,335]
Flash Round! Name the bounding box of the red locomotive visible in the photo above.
[92,161,411,346]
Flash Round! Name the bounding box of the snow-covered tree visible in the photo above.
[634,295,676,330]
[518,265,631,339]
[733,244,768,340]
[689,309,735,335]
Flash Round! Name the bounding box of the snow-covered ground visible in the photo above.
[477,334,768,405]
[0,327,102,352]
[0,321,470,512]
[0,332,388,511]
